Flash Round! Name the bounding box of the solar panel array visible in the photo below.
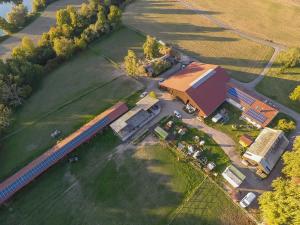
[0,116,110,203]
[245,108,267,124]
[228,88,255,105]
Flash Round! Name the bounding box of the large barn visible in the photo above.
[160,62,230,118]
[0,102,128,205]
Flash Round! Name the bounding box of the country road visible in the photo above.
[0,0,85,59]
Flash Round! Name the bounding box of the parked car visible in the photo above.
[140,91,148,98]
[185,104,196,114]
[174,110,182,119]
[212,113,223,123]
[158,78,165,85]
[240,192,256,208]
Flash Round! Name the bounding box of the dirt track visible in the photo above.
[0,0,85,59]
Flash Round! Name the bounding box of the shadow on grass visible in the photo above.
[0,132,252,225]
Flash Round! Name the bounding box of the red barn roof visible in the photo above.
[161,62,230,117]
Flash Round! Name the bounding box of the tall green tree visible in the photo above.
[276,118,296,134]
[279,48,300,69]
[259,178,300,225]
[0,104,11,132]
[6,4,28,28]
[108,5,121,27]
[56,8,71,27]
[124,50,139,76]
[143,35,160,59]
[53,37,75,59]
[289,85,300,101]
[32,0,47,12]
[282,137,300,178]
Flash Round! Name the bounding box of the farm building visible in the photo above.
[226,82,278,128]
[0,102,128,205]
[242,128,289,174]
[222,165,246,188]
[160,62,230,118]
[160,62,278,127]
[110,95,160,141]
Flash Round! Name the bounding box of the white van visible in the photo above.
[240,192,256,208]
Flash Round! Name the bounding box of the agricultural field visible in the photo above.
[0,135,253,225]
[0,27,145,180]
[123,0,274,83]
[184,0,300,46]
[256,59,300,113]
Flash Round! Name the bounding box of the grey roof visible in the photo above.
[110,95,159,134]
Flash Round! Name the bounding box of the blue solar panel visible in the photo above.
[245,108,267,124]
[228,88,255,105]
[0,116,111,201]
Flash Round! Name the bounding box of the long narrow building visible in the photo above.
[0,102,128,205]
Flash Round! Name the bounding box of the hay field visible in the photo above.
[123,0,274,83]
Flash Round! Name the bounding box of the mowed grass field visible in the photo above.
[123,0,274,83]
[184,0,300,46]
[256,59,300,113]
[0,27,145,180]
[0,136,253,225]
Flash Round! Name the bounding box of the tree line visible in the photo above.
[278,48,300,102]
[0,0,124,134]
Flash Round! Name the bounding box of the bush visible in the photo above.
[276,119,296,134]
[152,59,171,76]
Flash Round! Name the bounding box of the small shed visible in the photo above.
[222,165,246,188]
[154,126,169,140]
[239,134,254,147]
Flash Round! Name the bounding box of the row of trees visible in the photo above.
[259,137,300,225]
[0,0,124,133]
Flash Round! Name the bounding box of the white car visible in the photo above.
[174,110,182,119]
[140,91,148,98]
[240,192,256,208]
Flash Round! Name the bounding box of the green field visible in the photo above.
[0,133,253,225]
[184,0,300,46]
[256,59,300,113]
[0,27,145,180]
[123,0,274,83]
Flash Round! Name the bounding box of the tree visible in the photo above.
[12,36,35,59]
[6,4,28,28]
[276,118,296,133]
[149,91,157,99]
[143,35,160,59]
[0,104,11,132]
[32,0,47,12]
[282,137,300,179]
[289,85,300,101]
[278,48,300,70]
[56,8,71,27]
[0,17,13,33]
[53,37,75,58]
[107,5,121,27]
[124,50,139,76]
[259,178,300,225]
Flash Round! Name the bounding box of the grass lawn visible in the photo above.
[123,0,274,83]
[205,103,261,154]
[184,0,300,46]
[256,60,300,114]
[0,132,252,225]
[0,26,144,180]
[170,178,255,225]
